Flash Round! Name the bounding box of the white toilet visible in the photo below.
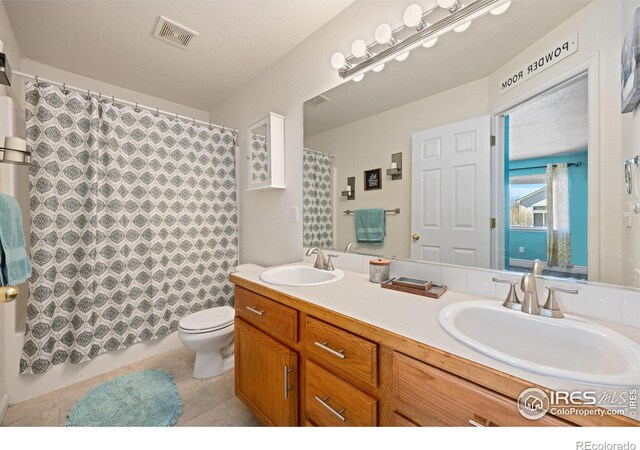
[178,306,235,379]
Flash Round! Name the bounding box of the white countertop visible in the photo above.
[232,263,640,421]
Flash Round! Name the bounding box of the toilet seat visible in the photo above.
[178,306,235,334]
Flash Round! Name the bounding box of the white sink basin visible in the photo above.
[439,301,640,387]
[259,265,344,287]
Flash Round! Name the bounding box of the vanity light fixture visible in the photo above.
[375,23,397,46]
[331,0,512,81]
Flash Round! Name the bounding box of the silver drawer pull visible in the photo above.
[284,365,294,400]
[314,396,346,422]
[468,418,486,427]
[314,341,345,359]
[246,306,265,316]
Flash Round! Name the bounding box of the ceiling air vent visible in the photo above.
[153,16,199,49]
[305,95,330,108]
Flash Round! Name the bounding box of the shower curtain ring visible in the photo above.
[175,112,178,121]
[192,117,195,126]
[35,75,39,86]
[209,121,212,130]
[62,83,68,94]
[156,108,159,117]
[112,96,115,104]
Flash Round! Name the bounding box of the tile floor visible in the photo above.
[2,348,261,427]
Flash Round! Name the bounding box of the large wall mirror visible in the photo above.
[303,0,640,289]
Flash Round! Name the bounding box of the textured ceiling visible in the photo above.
[509,75,588,161]
[304,0,591,137]
[4,0,354,111]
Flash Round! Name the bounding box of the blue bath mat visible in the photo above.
[66,370,183,427]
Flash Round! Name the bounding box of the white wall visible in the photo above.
[306,78,489,259]
[0,0,23,419]
[1,7,213,402]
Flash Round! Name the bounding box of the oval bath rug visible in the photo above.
[67,370,183,427]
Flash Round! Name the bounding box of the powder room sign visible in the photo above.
[498,33,578,95]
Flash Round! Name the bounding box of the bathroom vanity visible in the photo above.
[230,266,639,427]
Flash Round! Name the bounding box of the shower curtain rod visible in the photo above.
[12,71,238,134]
[304,147,336,158]
[509,161,583,171]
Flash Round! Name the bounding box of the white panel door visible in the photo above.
[411,116,491,268]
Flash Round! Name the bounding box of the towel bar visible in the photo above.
[343,208,400,215]
[0,285,19,303]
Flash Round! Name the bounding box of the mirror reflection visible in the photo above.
[303,0,639,288]
[249,123,269,185]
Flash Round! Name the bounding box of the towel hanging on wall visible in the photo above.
[0,192,31,286]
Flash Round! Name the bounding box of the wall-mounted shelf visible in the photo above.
[342,176,355,200]
[386,152,402,180]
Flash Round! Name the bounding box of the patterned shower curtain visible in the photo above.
[303,148,333,249]
[21,82,238,375]
[547,163,571,268]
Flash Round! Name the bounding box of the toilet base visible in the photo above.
[192,351,234,379]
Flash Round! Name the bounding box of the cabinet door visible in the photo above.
[235,318,298,426]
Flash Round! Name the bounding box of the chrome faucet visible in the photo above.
[494,259,577,318]
[520,259,543,315]
[305,247,338,271]
[344,242,358,253]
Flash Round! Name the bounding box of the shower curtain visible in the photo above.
[21,82,238,374]
[546,163,571,268]
[303,149,333,249]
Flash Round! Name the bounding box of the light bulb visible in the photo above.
[490,1,511,15]
[353,73,365,82]
[395,52,409,62]
[422,37,438,48]
[403,4,423,28]
[372,63,385,73]
[453,21,471,33]
[331,52,346,70]
[351,39,369,58]
[375,23,394,45]
[437,0,459,10]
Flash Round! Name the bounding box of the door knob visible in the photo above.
[411,233,420,241]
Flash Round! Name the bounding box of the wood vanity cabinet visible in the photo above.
[230,280,637,428]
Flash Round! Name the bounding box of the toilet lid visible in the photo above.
[178,306,235,333]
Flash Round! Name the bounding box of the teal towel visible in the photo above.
[355,208,386,243]
[0,193,32,285]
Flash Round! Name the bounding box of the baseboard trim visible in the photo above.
[509,258,588,275]
[0,393,9,425]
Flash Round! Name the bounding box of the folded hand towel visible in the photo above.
[0,193,32,285]
[354,208,386,243]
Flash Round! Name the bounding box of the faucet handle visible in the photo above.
[492,278,521,311]
[540,286,578,319]
[546,286,578,295]
[326,254,338,271]
[492,277,517,285]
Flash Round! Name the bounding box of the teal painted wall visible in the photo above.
[508,151,588,267]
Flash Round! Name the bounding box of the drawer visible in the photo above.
[305,316,377,387]
[393,352,571,427]
[235,287,298,344]
[392,413,419,427]
[305,360,377,427]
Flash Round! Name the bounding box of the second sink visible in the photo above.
[438,300,640,387]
